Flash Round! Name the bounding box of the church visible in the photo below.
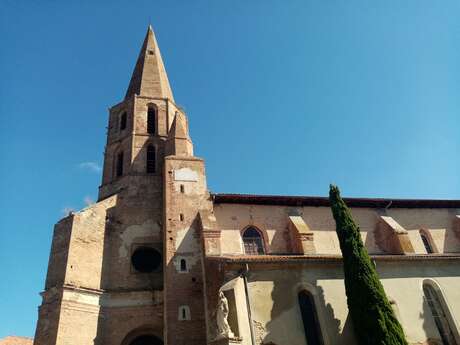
[33,26,460,345]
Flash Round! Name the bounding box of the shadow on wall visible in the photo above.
[257,270,355,345]
[131,140,166,176]
[269,225,291,254]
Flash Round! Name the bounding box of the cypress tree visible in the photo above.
[329,185,408,345]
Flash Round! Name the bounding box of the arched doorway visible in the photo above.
[121,328,163,345]
[129,335,163,345]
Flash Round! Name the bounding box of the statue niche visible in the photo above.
[216,291,235,339]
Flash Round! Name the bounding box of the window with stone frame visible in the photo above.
[423,283,457,345]
[242,227,265,255]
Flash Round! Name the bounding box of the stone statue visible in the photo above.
[216,291,234,339]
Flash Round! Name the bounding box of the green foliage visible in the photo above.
[329,185,408,345]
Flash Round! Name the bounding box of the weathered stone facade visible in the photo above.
[34,26,460,345]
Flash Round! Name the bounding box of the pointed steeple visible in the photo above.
[125,25,174,101]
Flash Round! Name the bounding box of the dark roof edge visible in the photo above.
[212,193,460,209]
[207,254,460,264]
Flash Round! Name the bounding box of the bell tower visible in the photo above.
[34,25,210,345]
[99,25,179,200]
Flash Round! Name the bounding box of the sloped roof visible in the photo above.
[212,193,460,209]
[125,25,174,101]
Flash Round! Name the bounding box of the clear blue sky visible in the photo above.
[1,0,459,338]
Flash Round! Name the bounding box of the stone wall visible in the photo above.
[219,260,460,345]
[213,204,460,256]
[163,156,211,345]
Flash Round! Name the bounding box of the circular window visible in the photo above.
[131,247,162,273]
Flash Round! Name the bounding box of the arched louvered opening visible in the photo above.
[147,106,156,135]
[242,227,265,255]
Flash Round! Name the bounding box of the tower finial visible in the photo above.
[125,25,174,101]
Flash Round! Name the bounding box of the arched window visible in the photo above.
[420,230,435,254]
[120,112,127,131]
[298,291,323,345]
[116,151,124,177]
[423,282,457,345]
[146,145,156,173]
[180,259,187,272]
[147,106,156,134]
[242,227,265,255]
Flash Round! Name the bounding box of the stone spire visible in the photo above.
[166,112,193,156]
[125,25,174,101]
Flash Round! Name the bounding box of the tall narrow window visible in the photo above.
[116,152,124,177]
[420,230,434,254]
[242,227,265,255]
[298,291,323,345]
[120,112,127,131]
[423,283,457,345]
[146,145,156,173]
[147,106,156,134]
[180,259,187,272]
